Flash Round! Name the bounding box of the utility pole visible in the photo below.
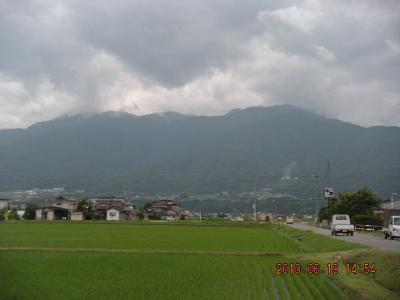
[252,177,257,223]
[312,174,319,223]
[326,160,331,187]
[392,193,397,209]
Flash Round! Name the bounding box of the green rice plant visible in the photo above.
[261,267,276,300]
[283,275,302,300]
[273,275,290,300]
[300,274,328,300]
[291,275,315,300]
[323,277,349,300]
[0,222,375,300]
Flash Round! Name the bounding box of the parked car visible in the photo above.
[230,217,244,222]
[286,216,294,224]
[331,214,354,236]
[383,209,400,240]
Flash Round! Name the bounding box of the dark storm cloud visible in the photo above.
[0,0,399,128]
[72,0,280,86]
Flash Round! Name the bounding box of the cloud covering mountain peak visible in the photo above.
[0,0,399,129]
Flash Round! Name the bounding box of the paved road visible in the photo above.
[291,223,400,253]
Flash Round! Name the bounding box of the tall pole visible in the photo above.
[326,160,331,187]
[313,174,319,223]
[253,177,257,223]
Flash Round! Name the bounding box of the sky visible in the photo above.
[0,0,399,129]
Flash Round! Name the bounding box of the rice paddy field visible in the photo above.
[0,222,398,300]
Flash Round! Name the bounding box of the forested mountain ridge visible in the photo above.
[0,105,398,197]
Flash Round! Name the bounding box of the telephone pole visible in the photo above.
[312,174,319,223]
[326,160,331,187]
[252,177,257,223]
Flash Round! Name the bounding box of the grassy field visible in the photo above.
[0,222,362,253]
[0,222,397,299]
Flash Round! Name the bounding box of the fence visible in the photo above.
[354,224,382,231]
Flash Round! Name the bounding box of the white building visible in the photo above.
[0,198,9,210]
[106,208,120,221]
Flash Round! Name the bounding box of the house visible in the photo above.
[106,208,138,221]
[32,195,138,221]
[35,195,78,221]
[35,206,69,220]
[120,209,138,221]
[145,200,180,220]
[0,198,10,210]
[93,196,127,220]
[94,197,126,210]
[54,195,78,211]
[93,197,138,221]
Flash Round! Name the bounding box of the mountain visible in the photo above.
[0,105,399,198]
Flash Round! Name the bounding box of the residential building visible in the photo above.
[94,197,138,221]
[145,200,180,220]
[35,195,77,221]
[106,208,138,221]
[54,195,78,211]
[94,197,126,210]
[35,206,69,220]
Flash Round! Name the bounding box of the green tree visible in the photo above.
[319,201,339,221]
[77,198,93,220]
[319,187,382,221]
[6,209,20,221]
[137,208,145,220]
[24,203,39,220]
[337,187,381,217]
[0,208,6,221]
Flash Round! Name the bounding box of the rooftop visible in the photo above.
[382,200,400,210]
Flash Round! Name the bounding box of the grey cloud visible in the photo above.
[71,0,276,86]
[0,0,399,129]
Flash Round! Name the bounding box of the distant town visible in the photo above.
[0,186,311,218]
[1,186,398,224]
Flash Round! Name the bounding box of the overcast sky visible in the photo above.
[0,0,399,129]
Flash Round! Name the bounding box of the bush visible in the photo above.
[0,208,6,221]
[352,214,382,226]
[24,203,39,220]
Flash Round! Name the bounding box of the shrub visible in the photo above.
[352,214,382,226]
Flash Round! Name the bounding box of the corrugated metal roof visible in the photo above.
[382,200,400,210]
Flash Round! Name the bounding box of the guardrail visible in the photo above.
[354,224,383,231]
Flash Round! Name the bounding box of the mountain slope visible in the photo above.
[0,105,399,197]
